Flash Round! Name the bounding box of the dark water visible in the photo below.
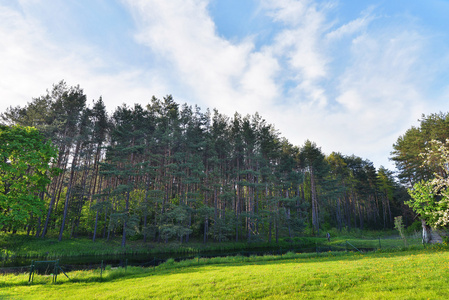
[1,245,372,273]
[1,247,306,269]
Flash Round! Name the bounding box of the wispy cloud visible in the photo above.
[326,6,376,41]
[1,0,447,169]
[267,0,329,108]
[125,0,280,115]
[0,1,166,111]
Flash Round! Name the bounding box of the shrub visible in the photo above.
[406,220,422,235]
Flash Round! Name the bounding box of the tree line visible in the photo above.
[1,81,410,246]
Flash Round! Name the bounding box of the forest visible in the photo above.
[4,81,444,247]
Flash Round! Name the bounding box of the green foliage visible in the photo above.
[394,216,405,239]
[407,180,442,226]
[405,220,422,234]
[0,125,59,230]
[394,216,407,247]
[391,112,449,184]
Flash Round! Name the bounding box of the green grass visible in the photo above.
[328,235,422,249]
[1,247,449,299]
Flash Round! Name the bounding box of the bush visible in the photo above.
[128,234,144,241]
[406,220,422,235]
[161,258,175,267]
[283,251,296,259]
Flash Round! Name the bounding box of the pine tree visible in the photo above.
[299,140,328,235]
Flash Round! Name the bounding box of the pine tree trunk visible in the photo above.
[59,140,81,241]
[122,186,131,247]
[92,176,103,242]
[93,210,99,242]
[310,169,319,235]
[41,156,68,237]
[336,198,342,232]
[203,216,208,244]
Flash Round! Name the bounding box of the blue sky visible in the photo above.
[1,0,449,171]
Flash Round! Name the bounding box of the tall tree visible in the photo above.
[299,140,327,235]
[0,125,59,231]
[55,85,88,241]
[392,113,449,185]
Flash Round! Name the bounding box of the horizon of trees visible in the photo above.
[1,81,411,246]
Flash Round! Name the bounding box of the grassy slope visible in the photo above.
[2,248,449,299]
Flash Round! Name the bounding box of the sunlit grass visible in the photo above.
[2,247,449,299]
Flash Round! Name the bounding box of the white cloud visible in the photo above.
[121,0,445,169]
[0,1,167,114]
[256,1,435,169]
[310,28,428,168]
[0,4,55,104]
[337,30,426,120]
[260,0,309,26]
[263,0,329,108]
[1,0,446,170]
[326,7,375,41]
[124,0,282,116]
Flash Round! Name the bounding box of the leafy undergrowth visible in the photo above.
[1,247,449,299]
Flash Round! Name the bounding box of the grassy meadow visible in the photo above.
[1,246,449,299]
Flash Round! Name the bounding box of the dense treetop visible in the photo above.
[391,112,449,185]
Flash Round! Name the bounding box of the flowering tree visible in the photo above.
[407,139,449,228]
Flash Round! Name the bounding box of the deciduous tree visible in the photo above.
[0,125,59,230]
